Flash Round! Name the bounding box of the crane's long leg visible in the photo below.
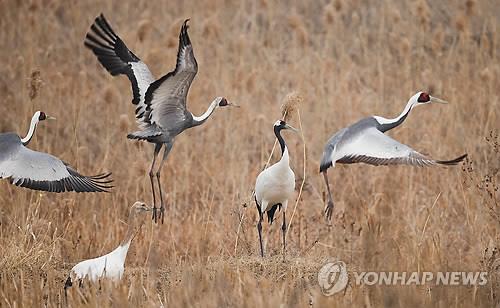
[323,170,335,221]
[150,143,162,223]
[255,198,264,258]
[281,208,286,258]
[156,142,173,224]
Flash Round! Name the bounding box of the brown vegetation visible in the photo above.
[0,0,499,307]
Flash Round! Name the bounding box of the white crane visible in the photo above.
[255,120,298,257]
[320,92,467,220]
[85,14,237,223]
[0,111,112,192]
[64,201,150,290]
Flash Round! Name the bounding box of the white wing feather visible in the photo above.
[0,146,70,181]
[334,127,435,166]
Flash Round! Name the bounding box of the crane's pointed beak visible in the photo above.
[47,116,56,120]
[228,102,240,108]
[284,123,299,133]
[430,96,448,104]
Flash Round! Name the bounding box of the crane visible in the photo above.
[319,92,467,220]
[255,120,298,257]
[64,201,150,290]
[85,14,237,223]
[0,111,112,193]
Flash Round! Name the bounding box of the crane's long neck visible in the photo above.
[120,226,134,248]
[21,114,39,146]
[120,214,140,247]
[274,126,289,163]
[375,99,416,132]
[115,211,145,264]
[191,100,219,127]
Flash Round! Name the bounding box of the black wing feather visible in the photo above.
[337,153,467,167]
[11,171,113,193]
[85,14,142,104]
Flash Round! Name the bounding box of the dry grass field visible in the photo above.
[0,0,499,307]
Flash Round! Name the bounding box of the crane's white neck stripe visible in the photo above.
[21,114,39,145]
[374,98,416,125]
[191,99,219,124]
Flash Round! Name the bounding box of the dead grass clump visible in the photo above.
[399,37,411,58]
[455,13,468,33]
[202,17,221,41]
[462,131,499,224]
[280,91,302,122]
[119,113,130,132]
[28,70,42,101]
[414,0,431,27]
[465,0,477,16]
[479,67,493,83]
[287,13,309,47]
[137,19,152,43]
[323,3,336,26]
[103,85,120,105]
[431,25,445,52]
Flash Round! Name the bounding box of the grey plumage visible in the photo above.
[320,113,466,172]
[0,132,112,193]
[140,20,199,136]
[320,92,467,220]
[85,14,234,223]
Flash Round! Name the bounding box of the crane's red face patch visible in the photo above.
[38,112,47,121]
[417,92,431,103]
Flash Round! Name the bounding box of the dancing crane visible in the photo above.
[85,14,237,223]
[255,120,298,257]
[320,92,467,220]
[0,111,112,193]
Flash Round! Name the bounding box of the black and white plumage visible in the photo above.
[0,111,112,193]
[319,92,467,220]
[254,120,298,257]
[85,14,236,223]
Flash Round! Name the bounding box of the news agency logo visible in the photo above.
[318,260,488,296]
[317,261,349,296]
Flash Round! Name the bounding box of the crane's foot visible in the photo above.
[152,205,158,223]
[159,204,165,224]
[324,200,334,221]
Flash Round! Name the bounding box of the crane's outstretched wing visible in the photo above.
[84,14,155,124]
[143,19,198,130]
[336,128,467,166]
[0,146,113,193]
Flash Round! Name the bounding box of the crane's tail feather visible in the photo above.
[266,203,282,224]
[64,276,73,290]
[436,153,468,166]
[127,129,162,141]
[319,160,332,173]
[319,146,335,173]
